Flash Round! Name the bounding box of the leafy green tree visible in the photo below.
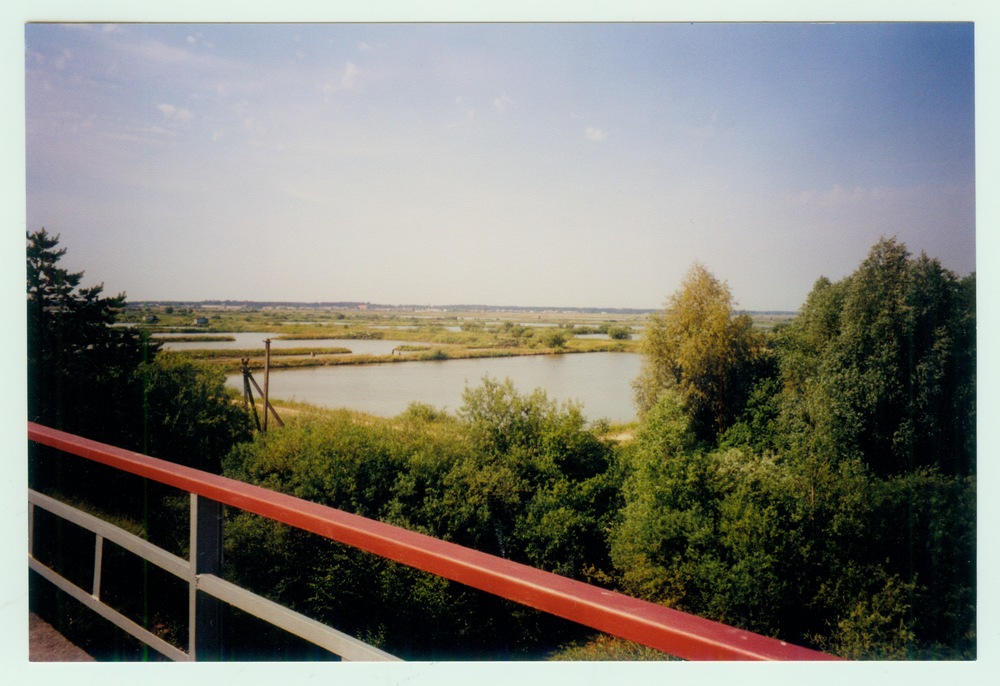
[610,388,975,656]
[633,262,763,438]
[27,228,252,472]
[609,392,713,605]
[131,355,253,473]
[776,237,975,476]
[456,377,617,573]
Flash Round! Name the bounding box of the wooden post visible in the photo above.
[241,358,249,407]
[263,339,271,432]
[242,358,262,432]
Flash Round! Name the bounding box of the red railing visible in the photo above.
[28,421,841,661]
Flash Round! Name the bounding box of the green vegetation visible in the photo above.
[606,325,632,340]
[222,383,618,658]
[611,238,975,659]
[28,232,974,660]
[632,262,764,437]
[136,308,644,369]
[28,230,255,658]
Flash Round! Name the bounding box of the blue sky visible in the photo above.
[23,20,976,311]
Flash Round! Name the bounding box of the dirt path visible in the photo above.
[29,613,95,662]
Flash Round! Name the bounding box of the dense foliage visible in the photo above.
[773,238,975,477]
[610,395,974,658]
[225,383,617,573]
[222,383,621,658]
[28,228,156,440]
[27,229,253,469]
[614,238,975,658]
[29,232,974,660]
[632,262,765,438]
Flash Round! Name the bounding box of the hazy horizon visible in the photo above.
[25,22,975,312]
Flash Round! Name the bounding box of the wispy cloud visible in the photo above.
[342,62,360,89]
[321,61,360,97]
[24,23,975,311]
[157,103,195,123]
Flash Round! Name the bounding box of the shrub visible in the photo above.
[607,325,632,340]
[535,328,569,348]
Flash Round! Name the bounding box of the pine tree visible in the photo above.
[27,228,157,438]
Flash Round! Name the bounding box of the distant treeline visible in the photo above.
[125,299,794,317]
[126,300,371,310]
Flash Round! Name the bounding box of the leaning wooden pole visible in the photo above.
[244,368,283,429]
[242,359,262,432]
[262,339,271,432]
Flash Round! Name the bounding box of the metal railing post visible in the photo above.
[189,494,224,660]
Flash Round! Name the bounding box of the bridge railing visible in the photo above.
[28,421,841,661]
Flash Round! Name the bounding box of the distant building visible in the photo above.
[194,317,209,326]
[143,314,159,323]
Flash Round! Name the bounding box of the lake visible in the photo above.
[226,352,642,424]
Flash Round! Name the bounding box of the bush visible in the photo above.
[220,379,622,657]
[607,325,632,340]
[607,389,975,656]
[535,328,569,348]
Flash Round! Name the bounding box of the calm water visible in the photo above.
[227,352,642,424]
[158,333,411,356]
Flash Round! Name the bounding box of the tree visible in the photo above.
[633,262,762,438]
[27,229,252,470]
[131,355,253,473]
[27,229,158,439]
[776,237,976,476]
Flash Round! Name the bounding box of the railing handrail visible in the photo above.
[28,421,841,661]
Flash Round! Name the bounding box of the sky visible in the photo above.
[23,20,976,311]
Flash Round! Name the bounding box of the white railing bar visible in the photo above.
[29,556,192,662]
[31,488,397,662]
[93,534,104,600]
[29,489,191,580]
[29,502,35,558]
[196,574,400,662]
